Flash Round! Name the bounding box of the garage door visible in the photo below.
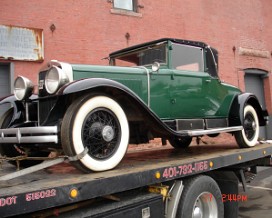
[244,69,267,140]
[0,64,11,116]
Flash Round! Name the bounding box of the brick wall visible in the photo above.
[1,0,272,111]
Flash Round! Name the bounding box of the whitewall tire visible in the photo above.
[235,105,259,148]
[61,95,129,172]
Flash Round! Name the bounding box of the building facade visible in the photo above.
[0,0,272,138]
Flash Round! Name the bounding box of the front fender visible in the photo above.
[56,78,187,138]
[57,78,137,96]
[0,95,22,123]
[0,94,38,105]
[0,95,17,105]
[0,94,38,125]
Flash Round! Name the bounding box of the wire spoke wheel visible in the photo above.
[82,108,121,160]
[61,95,129,172]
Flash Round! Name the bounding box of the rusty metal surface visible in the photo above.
[0,25,44,62]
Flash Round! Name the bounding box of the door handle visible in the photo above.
[205,79,211,83]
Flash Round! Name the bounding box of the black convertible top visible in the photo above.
[109,38,208,57]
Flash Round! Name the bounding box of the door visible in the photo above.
[0,64,11,116]
[244,69,267,139]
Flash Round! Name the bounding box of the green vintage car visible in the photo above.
[0,38,267,172]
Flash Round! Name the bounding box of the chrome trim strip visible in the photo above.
[0,126,58,144]
[182,126,243,137]
[134,66,150,107]
[40,60,73,82]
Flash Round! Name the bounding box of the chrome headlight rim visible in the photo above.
[14,76,34,101]
[45,66,69,95]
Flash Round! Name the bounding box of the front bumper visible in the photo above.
[0,126,58,144]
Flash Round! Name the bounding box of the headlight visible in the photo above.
[45,66,69,94]
[14,76,34,100]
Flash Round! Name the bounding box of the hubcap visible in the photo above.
[102,125,115,142]
[193,206,203,218]
[244,112,256,140]
[192,192,218,218]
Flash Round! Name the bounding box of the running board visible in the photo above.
[178,126,243,137]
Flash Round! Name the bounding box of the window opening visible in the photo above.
[172,43,204,72]
[113,0,137,11]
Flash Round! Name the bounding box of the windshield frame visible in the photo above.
[109,42,168,67]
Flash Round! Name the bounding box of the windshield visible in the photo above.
[110,43,167,67]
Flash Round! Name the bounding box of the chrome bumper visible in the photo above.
[0,126,58,144]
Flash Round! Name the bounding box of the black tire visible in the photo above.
[176,175,224,218]
[235,105,259,148]
[0,108,49,168]
[169,137,192,148]
[61,95,129,173]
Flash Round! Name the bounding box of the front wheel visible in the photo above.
[61,95,129,173]
[235,105,259,148]
[176,175,224,218]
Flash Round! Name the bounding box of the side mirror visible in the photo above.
[152,62,160,72]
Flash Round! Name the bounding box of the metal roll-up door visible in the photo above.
[0,64,11,116]
[244,69,268,139]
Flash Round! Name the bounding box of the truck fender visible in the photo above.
[229,93,267,126]
[57,78,185,138]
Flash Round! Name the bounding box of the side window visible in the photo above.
[172,43,204,72]
[113,0,137,12]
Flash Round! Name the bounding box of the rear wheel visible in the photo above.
[61,95,129,173]
[169,137,192,148]
[0,108,49,167]
[176,175,224,218]
[235,105,259,148]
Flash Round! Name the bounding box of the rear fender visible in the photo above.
[229,93,267,126]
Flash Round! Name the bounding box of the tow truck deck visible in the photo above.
[1,143,272,217]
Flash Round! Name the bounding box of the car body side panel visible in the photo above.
[71,65,149,105]
[168,70,210,118]
[152,69,241,119]
[68,64,242,121]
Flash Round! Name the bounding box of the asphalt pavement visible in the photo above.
[238,167,272,218]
